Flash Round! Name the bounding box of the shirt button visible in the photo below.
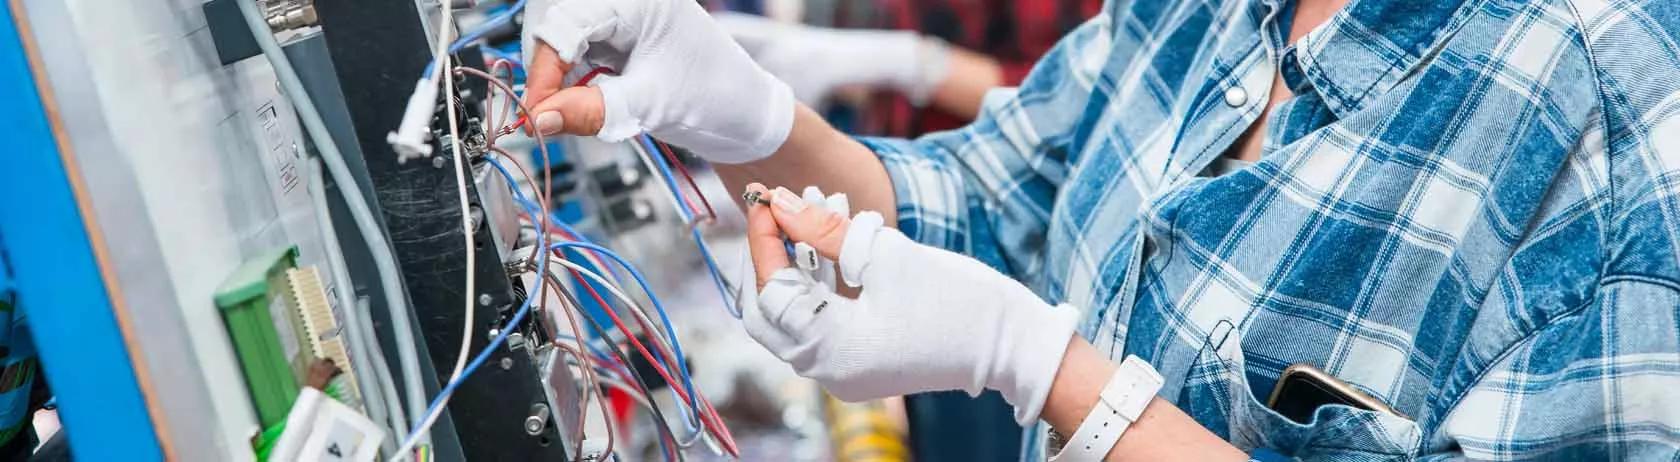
[1223,86,1248,107]
[1223,86,1249,107]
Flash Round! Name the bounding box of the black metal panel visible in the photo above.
[203,0,260,65]
[309,1,567,459]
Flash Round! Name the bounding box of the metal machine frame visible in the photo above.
[309,0,567,458]
[1,0,568,458]
[0,2,166,459]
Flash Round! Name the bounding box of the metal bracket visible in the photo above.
[203,0,319,66]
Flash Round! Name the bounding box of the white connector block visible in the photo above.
[387,77,440,162]
[270,387,385,462]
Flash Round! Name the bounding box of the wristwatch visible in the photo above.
[1048,355,1163,462]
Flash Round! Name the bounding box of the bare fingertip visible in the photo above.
[535,112,564,135]
[771,187,806,214]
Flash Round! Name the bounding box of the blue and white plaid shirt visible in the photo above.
[859,0,1680,459]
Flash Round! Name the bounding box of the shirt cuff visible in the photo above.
[856,136,971,253]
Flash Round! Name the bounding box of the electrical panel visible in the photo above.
[16,0,760,459]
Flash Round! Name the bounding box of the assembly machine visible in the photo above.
[1,0,729,460]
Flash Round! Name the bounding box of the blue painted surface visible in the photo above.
[0,3,164,460]
[0,238,12,299]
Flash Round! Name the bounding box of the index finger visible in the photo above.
[523,42,573,113]
[744,183,791,290]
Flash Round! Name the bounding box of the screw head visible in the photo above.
[432,156,446,168]
[499,357,514,370]
[524,403,550,435]
[478,294,493,306]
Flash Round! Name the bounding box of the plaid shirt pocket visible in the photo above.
[1178,320,1425,461]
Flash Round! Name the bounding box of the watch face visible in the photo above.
[1047,427,1066,454]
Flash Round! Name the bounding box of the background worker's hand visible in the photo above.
[740,184,1080,425]
[521,0,796,163]
[714,13,950,108]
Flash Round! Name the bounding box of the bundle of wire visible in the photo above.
[486,154,741,458]
[390,1,750,459]
[477,60,727,453]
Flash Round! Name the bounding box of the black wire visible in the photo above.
[546,273,687,462]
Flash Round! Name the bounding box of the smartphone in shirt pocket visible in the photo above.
[1265,363,1404,424]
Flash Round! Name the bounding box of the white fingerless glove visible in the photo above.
[715,13,950,107]
[523,0,796,163]
[745,211,1080,425]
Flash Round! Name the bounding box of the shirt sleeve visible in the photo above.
[858,8,1116,275]
[1427,276,1680,460]
[1420,4,1680,459]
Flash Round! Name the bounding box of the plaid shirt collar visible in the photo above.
[1286,0,1472,116]
[1139,0,1481,190]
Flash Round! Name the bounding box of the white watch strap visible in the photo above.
[1049,355,1164,462]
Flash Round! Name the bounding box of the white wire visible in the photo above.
[546,257,685,375]
[439,4,476,399]
[234,0,431,445]
[546,256,716,448]
[489,151,617,274]
[394,4,473,459]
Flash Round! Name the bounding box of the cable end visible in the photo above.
[389,78,440,162]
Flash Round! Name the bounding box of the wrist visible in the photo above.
[769,103,852,161]
[991,303,1081,425]
[1042,339,1120,431]
[1042,343,1248,462]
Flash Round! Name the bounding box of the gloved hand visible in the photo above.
[521,0,796,163]
[734,186,850,309]
[715,13,950,107]
[740,184,1079,425]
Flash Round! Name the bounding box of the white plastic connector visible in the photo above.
[387,77,440,162]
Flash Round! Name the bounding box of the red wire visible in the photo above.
[667,165,706,222]
[551,248,739,456]
[653,139,717,222]
[508,66,718,227]
[519,65,742,455]
[511,67,616,134]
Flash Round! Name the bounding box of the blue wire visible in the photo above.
[550,242,705,422]
[480,45,524,69]
[398,162,548,451]
[689,228,739,317]
[422,0,529,79]
[639,135,742,317]
[485,156,701,433]
[638,135,694,222]
[483,130,721,441]
[480,157,695,446]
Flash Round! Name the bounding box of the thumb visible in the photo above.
[523,42,573,112]
[767,187,848,261]
[744,183,791,290]
[528,85,606,137]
